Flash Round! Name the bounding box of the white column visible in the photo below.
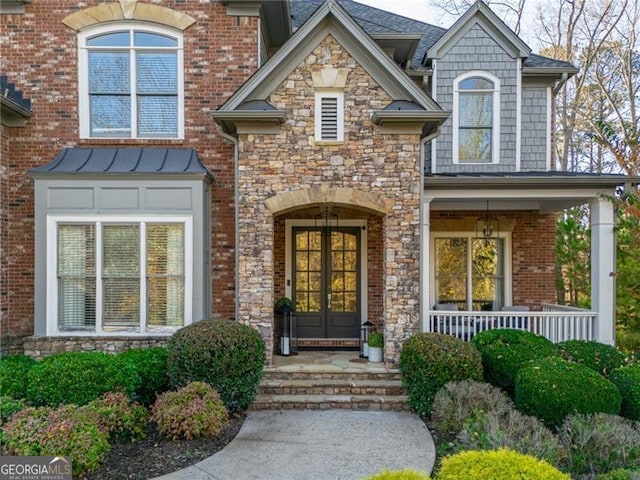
[421,198,432,332]
[591,197,616,345]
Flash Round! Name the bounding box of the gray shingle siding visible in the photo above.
[521,86,548,171]
[434,23,518,173]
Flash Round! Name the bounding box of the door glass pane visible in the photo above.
[294,230,321,313]
[330,231,358,313]
[435,238,467,309]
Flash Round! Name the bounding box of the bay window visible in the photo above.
[50,217,191,334]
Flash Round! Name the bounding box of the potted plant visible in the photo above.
[274,297,292,314]
[368,331,384,363]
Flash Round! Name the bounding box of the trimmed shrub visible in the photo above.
[515,357,622,428]
[437,449,570,480]
[557,340,626,376]
[152,382,229,440]
[363,469,431,480]
[0,354,36,399]
[26,351,137,407]
[610,366,640,420]
[431,380,513,435]
[597,469,640,480]
[399,333,483,417]
[471,329,556,394]
[166,318,265,412]
[118,347,169,405]
[79,392,148,441]
[3,405,110,477]
[0,396,25,424]
[454,408,564,466]
[558,413,640,476]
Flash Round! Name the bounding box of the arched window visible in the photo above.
[79,24,183,139]
[453,72,500,164]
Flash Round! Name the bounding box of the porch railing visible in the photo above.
[426,304,597,343]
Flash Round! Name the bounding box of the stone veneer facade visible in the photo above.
[236,36,423,366]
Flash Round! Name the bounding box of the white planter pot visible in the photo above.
[368,346,383,363]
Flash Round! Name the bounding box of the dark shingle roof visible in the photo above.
[289,0,571,70]
[1,75,32,112]
[30,148,212,177]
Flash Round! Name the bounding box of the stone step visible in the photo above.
[258,378,405,396]
[250,393,411,411]
[261,369,402,382]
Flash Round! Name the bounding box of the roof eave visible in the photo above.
[522,66,579,78]
[372,110,450,124]
[210,110,287,135]
[424,174,637,189]
[1,96,33,127]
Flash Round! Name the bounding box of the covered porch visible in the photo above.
[421,174,626,345]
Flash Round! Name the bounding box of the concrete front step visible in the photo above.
[262,370,402,381]
[250,393,411,411]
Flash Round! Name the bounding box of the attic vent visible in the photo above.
[315,92,344,142]
[321,97,338,140]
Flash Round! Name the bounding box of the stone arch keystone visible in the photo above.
[265,186,393,215]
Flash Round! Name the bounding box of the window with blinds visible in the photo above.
[55,221,186,333]
[315,92,344,142]
[82,27,181,139]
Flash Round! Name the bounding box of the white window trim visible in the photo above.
[429,230,512,310]
[78,22,185,140]
[452,71,501,165]
[46,214,193,336]
[314,91,344,143]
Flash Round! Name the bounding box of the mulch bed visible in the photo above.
[85,413,245,480]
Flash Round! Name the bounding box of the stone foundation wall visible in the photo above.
[22,336,169,359]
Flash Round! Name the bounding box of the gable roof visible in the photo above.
[426,0,530,59]
[213,0,449,136]
[289,0,574,72]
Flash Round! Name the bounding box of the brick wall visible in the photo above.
[0,1,259,350]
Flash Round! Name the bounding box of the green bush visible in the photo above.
[431,380,513,435]
[152,382,228,440]
[436,449,570,480]
[515,357,622,428]
[0,354,35,399]
[118,347,169,405]
[610,366,640,420]
[0,396,25,424]
[78,392,148,441]
[597,469,640,480]
[455,408,563,466]
[399,333,483,417]
[166,318,265,412]
[3,405,111,477]
[556,340,626,376]
[26,351,136,407]
[558,413,640,476]
[471,329,556,394]
[368,331,384,348]
[362,469,430,480]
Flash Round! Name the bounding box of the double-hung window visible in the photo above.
[453,72,500,164]
[50,216,192,335]
[79,25,183,139]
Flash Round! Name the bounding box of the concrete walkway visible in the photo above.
[154,410,436,480]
